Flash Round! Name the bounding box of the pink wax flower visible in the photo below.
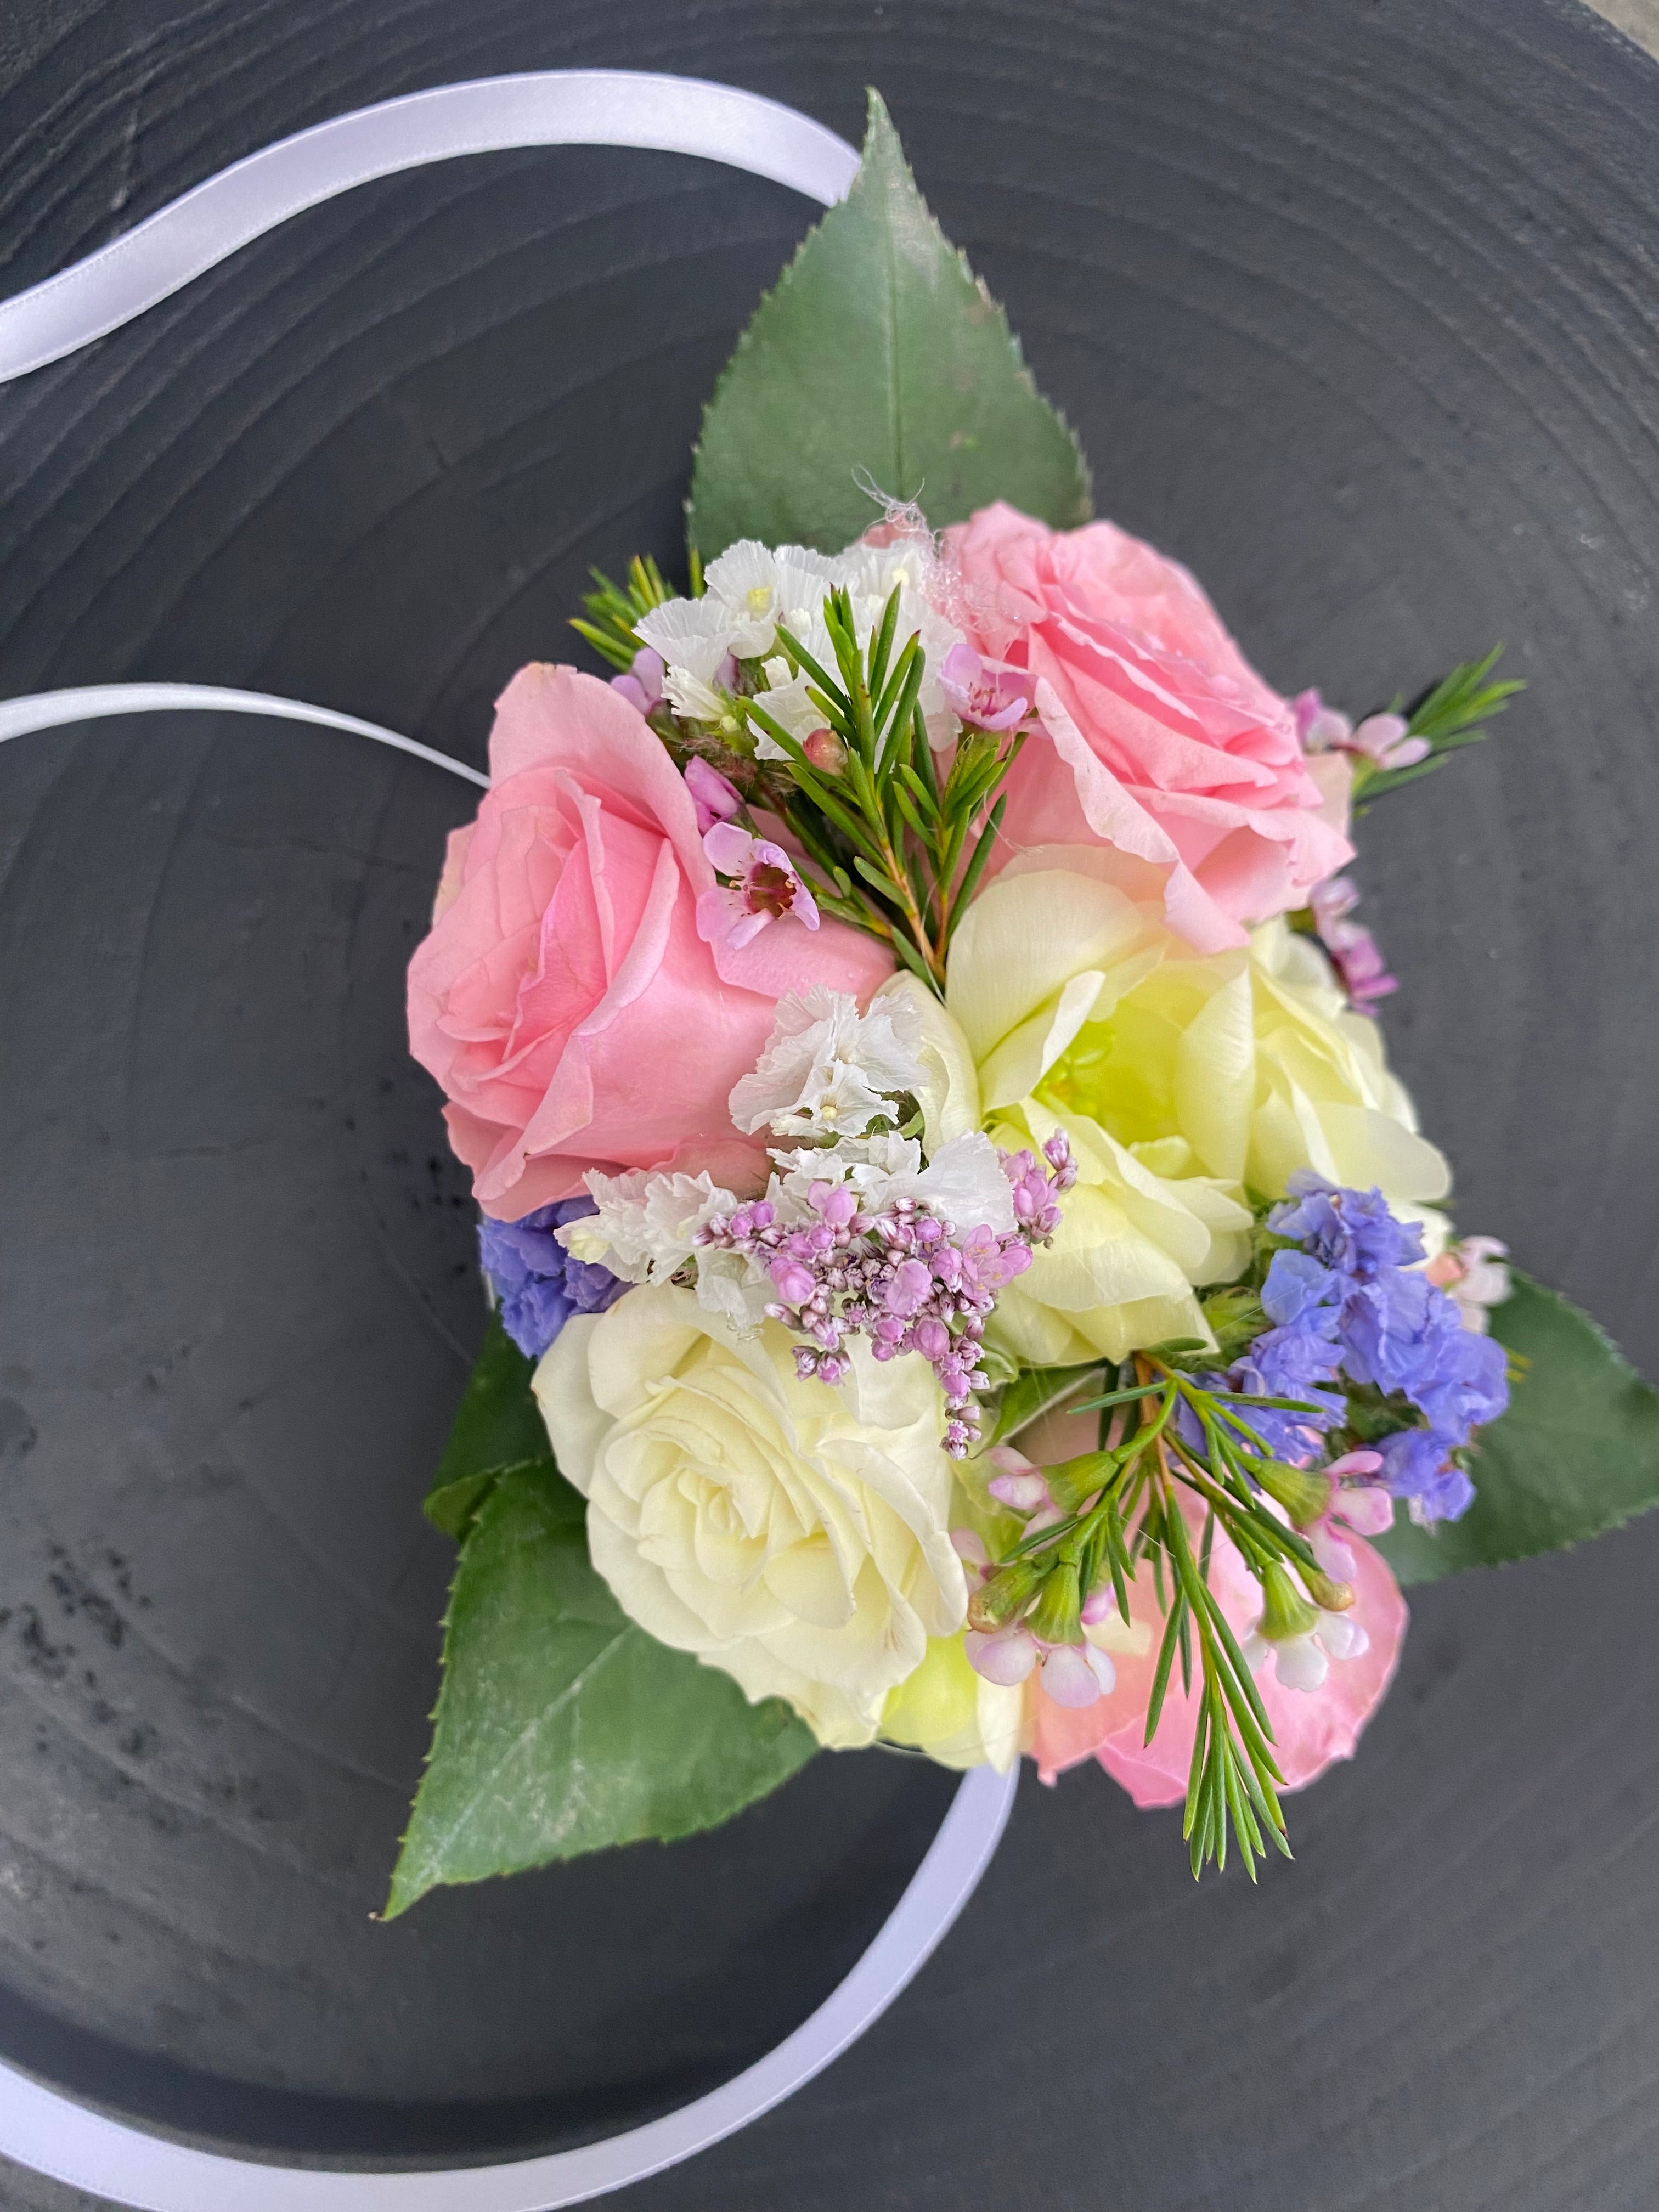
[1425,1235,1511,1334]
[938,641,1035,732]
[1310,874,1398,1009]
[941,504,1352,953]
[1294,689,1431,773]
[610,645,665,717]
[698,822,821,950]
[407,665,890,1221]
[1029,1486,1407,1803]
[683,756,742,834]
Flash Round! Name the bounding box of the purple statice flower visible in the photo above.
[1254,1175,1509,1524]
[1339,1262,1447,1398]
[1268,1173,1425,1278]
[1406,1320,1510,1438]
[477,1198,627,1361]
[1260,1247,1342,1331]
[1374,1426,1475,1524]
[698,1133,1076,1455]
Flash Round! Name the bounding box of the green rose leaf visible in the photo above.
[387,1464,817,1915]
[431,1312,550,1487]
[686,88,1091,561]
[1376,1272,1659,1586]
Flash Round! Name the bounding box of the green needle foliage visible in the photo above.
[969,1355,1354,1879]
[1356,645,1525,802]
[746,580,1026,990]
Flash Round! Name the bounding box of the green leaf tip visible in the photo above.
[386,1465,816,1918]
[1375,1271,1659,1586]
[686,86,1092,562]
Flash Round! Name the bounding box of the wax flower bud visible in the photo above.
[803,726,849,774]
[1027,1559,1083,1648]
[1254,1460,1333,1530]
[1302,1568,1355,1614]
[1046,1449,1115,1515]
[967,1556,1045,1633]
[1256,1560,1320,1645]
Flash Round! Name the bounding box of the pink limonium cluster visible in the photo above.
[1309,874,1397,1011]
[697,1133,1077,1455]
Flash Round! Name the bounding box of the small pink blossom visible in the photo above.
[1425,1234,1511,1337]
[684,756,742,834]
[803,727,849,775]
[1293,690,1430,773]
[1310,874,1397,1010]
[610,645,665,717]
[938,641,1035,733]
[1040,1642,1116,1708]
[1309,1451,1391,1579]
[1350,713,1431,771]
[964,1626,1040,1686]
[698,823,820,951]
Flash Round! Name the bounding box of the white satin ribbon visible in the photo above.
[0,70,859,383]
[0,682,490,784]
[0,1763,1017,2209]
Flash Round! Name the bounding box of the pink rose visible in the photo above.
[1028,1485,1407,1804]
[941,503,1353,951]
[408,664,892,1220]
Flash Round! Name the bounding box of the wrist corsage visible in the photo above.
[385,95,1659,1914]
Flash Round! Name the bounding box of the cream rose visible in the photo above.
[879,1630,1024,1773]
[876,847,1449,1367]
[534,1284,968,1748]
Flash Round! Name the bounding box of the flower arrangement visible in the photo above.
[383,96,1659,1915]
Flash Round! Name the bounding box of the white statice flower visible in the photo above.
[750,654,824,755]
[906,1130,1017,1236]
[701,540,847,659]
[634,594,738,684]
[728,987,928,1138]
[558,1167,735,1283]
[644,531,966,754]
[836,533,966,747]
[662,667,732,727]
[769,1131,927,1217]
[768,1128,1014,1237]
[560,1167,774,1335]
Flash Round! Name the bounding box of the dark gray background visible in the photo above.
[5,1,1659,2205]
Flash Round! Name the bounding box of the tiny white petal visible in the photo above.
[635,595,738,684]
[1273,1635,1330,1693]
[1316,1612,1370,1662]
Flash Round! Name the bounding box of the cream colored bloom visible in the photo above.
[535,1284,968,1748]
[879,1630,1024,1771]
[895,849,1449,1367]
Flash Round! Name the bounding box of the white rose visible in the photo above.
[535,1284,968,1748]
